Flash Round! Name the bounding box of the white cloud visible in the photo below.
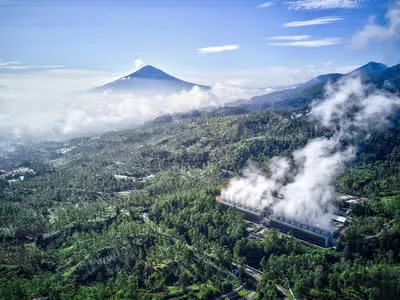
[257,2,274,8]
[269,37,342,47]
[134,59,145,70]
[268,35,311,41]
[351,2,400,50]
[288,0,360,10]
[0,59,64,71]
[283,16,343,27]
[197,44,239,54]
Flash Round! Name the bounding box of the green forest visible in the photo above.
[1,108,400,299]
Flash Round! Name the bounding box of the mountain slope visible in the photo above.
[94,65,210,94]
[239,62,397,111]
[368,64,400,91]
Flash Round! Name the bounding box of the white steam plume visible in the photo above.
[221,77,400,229]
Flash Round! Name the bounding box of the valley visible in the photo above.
[1,88,400,298]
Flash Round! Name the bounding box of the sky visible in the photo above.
[0,0,398,88]
[0,0,399,141]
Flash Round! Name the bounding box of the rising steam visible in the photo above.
[221,77,400,229]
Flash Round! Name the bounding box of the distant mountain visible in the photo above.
[239,62,398,111]
[93,65,210,94]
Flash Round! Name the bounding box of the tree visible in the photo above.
[258,280,279,300]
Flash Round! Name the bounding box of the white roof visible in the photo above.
[346,199,359,204]
[338,195,356,200]
[332,215,347,223]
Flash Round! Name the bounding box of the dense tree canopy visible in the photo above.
[1,107,400,298]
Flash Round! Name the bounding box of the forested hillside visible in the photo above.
[1,105,400,299]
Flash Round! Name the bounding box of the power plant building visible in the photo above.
[216,196,268,223]
[266,215,333,248]
[216,196,342,248]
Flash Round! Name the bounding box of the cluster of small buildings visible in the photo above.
[337,194,368,206]
[0,167,36,183]
[113,174,155,181]
[245,221,269,239]
[55,146,77,155]
[216,195,355,248]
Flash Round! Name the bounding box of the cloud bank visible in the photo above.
[0,70,258,142]
[221,77,400,229]
[185,63,357,88]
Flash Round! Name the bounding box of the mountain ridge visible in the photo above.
[237,61,399,111]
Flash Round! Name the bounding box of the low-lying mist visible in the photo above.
[221,76,400,229]
[0,82,259,146]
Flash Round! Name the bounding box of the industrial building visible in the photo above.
[265,215,334,248]
[216,196,268,223]
[216,196,345,248]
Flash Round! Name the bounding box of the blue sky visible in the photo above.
[0,0,398,87]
